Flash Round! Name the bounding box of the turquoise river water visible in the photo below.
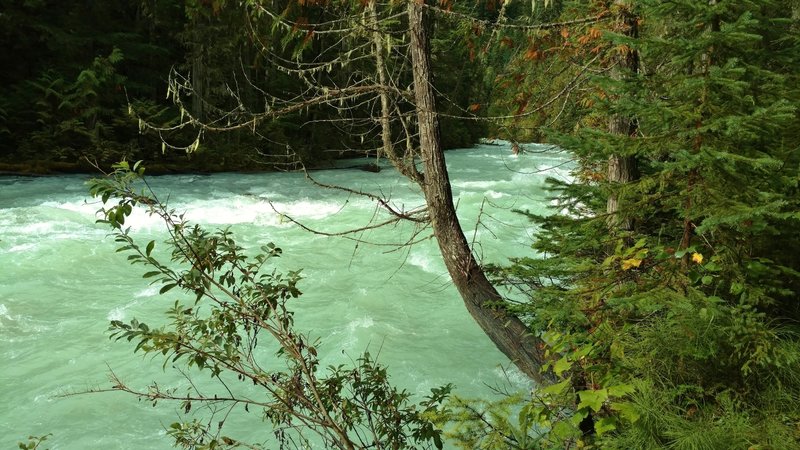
[0,143,570,449]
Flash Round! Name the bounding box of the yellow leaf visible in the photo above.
[692,252,704,264]
[621,258,642,270]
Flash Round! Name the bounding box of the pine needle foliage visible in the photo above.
[483,0,800,448]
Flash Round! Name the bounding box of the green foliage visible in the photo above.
[87,161,450,449]
[1,0,488,172]
[443,393,546,449]
[19,48,131,162]
[17,434,51,450]
[0,0,187,168]
[479,0,800,448]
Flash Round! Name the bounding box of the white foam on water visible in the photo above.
[0,202,107,239]
[549,198,590,219]
[380,321,403,335]
[40,199,98,216]
[33,386,69,404]
[102,292,151,323]
[8,243,36,253]
[0,303,24,331]
[407,252,440,274]
[394,363,435,396]
[452,180,502,190]
[549,198,568,217]
[80,194,355,230]
[107,307,126,322]
[108,295,149,321]
[491,365,534,391]
[247,188,283,198]
[485,190,505,199]
[329,316,377,354]
[464,152,495,159]
[0,304,54,342]
[98,206,163,232]
[134,286,159,298]
[528,164,573,183]
[10,221,54,234]
[273,198,350,220]
[156,196,354,229]
[180,197,262,224]
[347,316,375,332]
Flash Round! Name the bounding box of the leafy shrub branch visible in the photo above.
[87,161,450,450]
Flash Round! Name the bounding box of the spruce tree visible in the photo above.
[486,0,800,447]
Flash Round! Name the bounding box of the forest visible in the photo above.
[5,0,800,449]
[0,0,490,173]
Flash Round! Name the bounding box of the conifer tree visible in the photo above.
[480,0,800,447]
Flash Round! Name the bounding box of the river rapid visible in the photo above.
[0,143,570,449]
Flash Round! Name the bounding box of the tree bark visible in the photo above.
[407,0,552,385]
[190,18,207,121]
[369,1,393,161]
[606,1,639,231]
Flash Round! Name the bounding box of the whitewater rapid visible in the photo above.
[0,143,570,449]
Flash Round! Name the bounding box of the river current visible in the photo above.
[0,143,570,449]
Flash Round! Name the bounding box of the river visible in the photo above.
[0,142,570,449]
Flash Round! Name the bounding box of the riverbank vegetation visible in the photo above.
[11,0,800,448]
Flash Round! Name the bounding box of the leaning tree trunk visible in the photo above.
[407,0,551,384]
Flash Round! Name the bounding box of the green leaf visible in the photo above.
[595,417,617,436]
[540,377,571,396]
[159,283,177,294]
[611,402,640,423]
[145,240,155,257]
[569,409,589,427]
[577,389,608,412]
[553,356,572,377]
[115,207,126,225]
[606,384,635,397]
[573,344,594,360]
[550,420,579,440]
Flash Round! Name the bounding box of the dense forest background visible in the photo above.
[0,0,495,173]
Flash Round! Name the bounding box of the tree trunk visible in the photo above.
[606,2,639,231]
[606,141,636,232]
[369,1,393,160]
[190,18,207,121]
[407,0,551,385]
